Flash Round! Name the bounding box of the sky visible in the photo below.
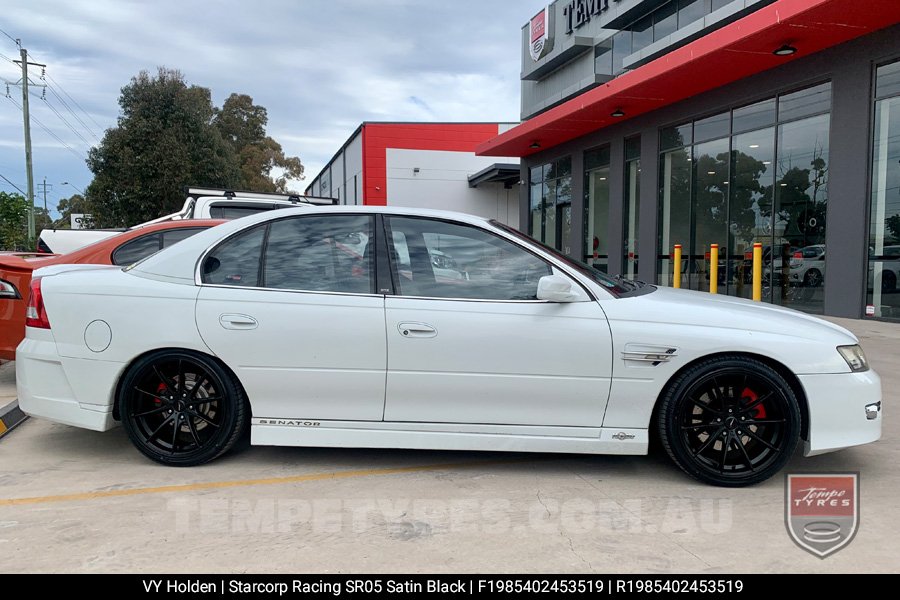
[0,0,545,216]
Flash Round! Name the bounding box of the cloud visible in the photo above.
[0,0,544,214]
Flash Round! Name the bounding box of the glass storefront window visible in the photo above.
[529,157,572,254]
[624,137,641,279]
[875,60,900,99]
[728,127,775,301]
[660,122,693,151]
[733,98,776,134]
[658,146,693,286]
[778,82,831,122]
[694,111,730,143]
[867,61,900,320]
[657,85,831,315]
[774,114,829,313]
[584,146,611,271]
[692,138,730,291]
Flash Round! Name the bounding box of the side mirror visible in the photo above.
[537,274,580,303]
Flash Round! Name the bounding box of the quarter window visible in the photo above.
[111,233,161,266]
[201,225,266,286]
[387,217,551,301]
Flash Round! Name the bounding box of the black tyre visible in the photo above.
[119,350,247,466]
[657,355,800,487]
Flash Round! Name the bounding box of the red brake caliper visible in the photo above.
[155,382,167,406]
[741,387,766,418]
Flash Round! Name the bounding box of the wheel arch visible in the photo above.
[649,351,809,441]
[111,346,251,421]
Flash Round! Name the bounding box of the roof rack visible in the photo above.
[185,186,338,205]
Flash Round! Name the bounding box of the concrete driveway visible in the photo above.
[0,318,896,573]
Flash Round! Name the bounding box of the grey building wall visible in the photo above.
[521,0,774,119]
[522,23,900,318]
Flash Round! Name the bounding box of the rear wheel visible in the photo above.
[119,350,247,466]
[657,356,800,486]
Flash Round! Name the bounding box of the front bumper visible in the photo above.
[16,331,118,432]
[799,370,882,456]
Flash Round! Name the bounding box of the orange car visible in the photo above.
[0,219,225,360]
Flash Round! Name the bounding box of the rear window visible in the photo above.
[208,203,290,219]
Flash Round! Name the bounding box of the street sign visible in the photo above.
[71,213,94,229]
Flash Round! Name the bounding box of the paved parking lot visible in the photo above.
[0,317,896,573]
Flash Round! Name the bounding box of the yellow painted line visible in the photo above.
[0,459,512,507]
[0,421,7,436]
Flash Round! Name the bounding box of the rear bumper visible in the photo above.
[16,332,119,432]
[799,370,882,456]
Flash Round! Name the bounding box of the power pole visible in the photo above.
[38,177,52,212]
[13,46,46,244]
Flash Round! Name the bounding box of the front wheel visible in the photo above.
[657,356,800,486]
[119,350,247,466]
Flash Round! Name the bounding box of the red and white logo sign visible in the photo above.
[529,8,553,62]
[785,473,859,558]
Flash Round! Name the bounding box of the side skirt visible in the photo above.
[250,418,648,455]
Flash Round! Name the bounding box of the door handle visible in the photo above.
[219,313,258,330]
[397,322,437,338]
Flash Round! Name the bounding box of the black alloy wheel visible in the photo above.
[657,356,800,486]
[119,350,247,466]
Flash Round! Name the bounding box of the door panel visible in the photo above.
[195,213,386,421]
[384,297,613,426]
[197,288,386,420]
[382,216,613,427]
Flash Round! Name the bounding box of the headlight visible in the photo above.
[0,278,20,299]
[837,345,869,372]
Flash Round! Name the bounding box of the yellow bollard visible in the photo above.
[709,244,719,295]
[752,242,763,301]
[673,244,682,289]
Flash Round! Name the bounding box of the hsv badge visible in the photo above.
[785,473,859,558]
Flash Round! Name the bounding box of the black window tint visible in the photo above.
[111,233,162,266]
[208,205,280,219]
[387,217,551,301]
[201,225,266,286]
[263,215,374,294]
[161,227,205,248]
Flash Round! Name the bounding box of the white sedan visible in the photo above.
[16,207,882,486]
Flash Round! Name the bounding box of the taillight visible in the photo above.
[25,278,51,329]
[0,278,19,299]
[793,251,803,260]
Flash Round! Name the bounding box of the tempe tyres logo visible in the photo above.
[785,473,859,558]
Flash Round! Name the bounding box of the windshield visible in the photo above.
[492,221,650,297]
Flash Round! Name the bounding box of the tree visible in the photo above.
[85,68,242,227]
[0,191,49,250]
[214,93,304,193]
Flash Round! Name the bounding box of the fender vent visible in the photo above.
[622,344,678,366]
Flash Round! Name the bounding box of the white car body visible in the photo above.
[17,207,881,482]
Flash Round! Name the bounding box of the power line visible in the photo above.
[0,172,26,195]
[44,82,100,141]
[0,29,19,48]
[6,94,86,160]
[44,72,104,134]
[28,87,93,148]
